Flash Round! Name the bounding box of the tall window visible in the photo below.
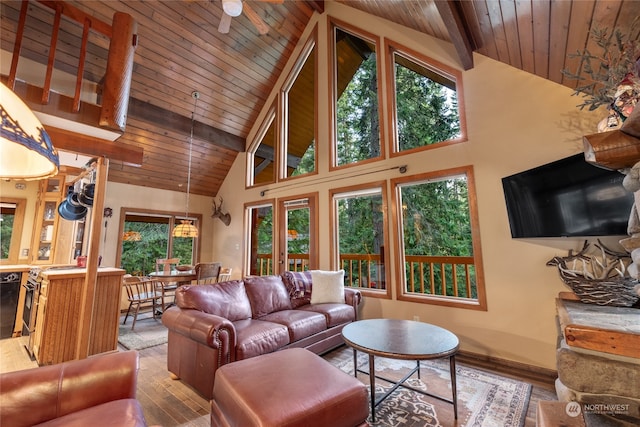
[119,211,200,275]
[331,22,383,168]
[282,31,317,179]
[331,184,389,298]
[248,107,277,186]
[387,42,465,154]
[393,166,486,310]
[245,201,274,276]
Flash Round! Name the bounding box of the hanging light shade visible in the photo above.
[123,230,142,241]
[173,219,198,238]
[0,82,59,180]
[173,91,199,238]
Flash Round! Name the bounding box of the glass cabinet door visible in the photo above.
[31,177,65,264]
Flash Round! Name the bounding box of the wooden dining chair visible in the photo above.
[122,276,161,330]
[156,258,180,273]
[194,262,221,282]
[155,258,180,311]
[217,267,232,282]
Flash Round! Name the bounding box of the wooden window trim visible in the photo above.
[328,17,385,172]
[391,165,487,310]
[330,181,391,299]
[384,38,468,158]
[0,198,26,264]
[279,25,319,183]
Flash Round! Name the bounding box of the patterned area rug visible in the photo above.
[324,347,532,427]
[118,317,167,351]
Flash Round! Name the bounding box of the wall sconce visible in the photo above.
[0,82,59,180]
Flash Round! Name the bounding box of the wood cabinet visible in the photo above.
[30,176,65,264]
[30,267,125,365]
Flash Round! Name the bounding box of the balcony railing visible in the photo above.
[255,253,477,299]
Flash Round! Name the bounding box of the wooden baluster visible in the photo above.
[73,18,91,112]
[42,3,62,105]
[7,0,29,90]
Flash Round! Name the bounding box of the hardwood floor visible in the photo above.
[0,322,558,427]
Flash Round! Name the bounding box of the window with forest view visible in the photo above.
[0,199,24,264]
[0,203,16,260]
[283,198,312,272]
[390,45,462,152]
[394,167,486,309]
[284,34,316,179]
[249,109,277,186]
[332,185,388,296]
[120,213,198,276]
[246,203,274,276]
[333,25,382,167]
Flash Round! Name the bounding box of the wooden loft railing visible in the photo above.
[7,0,136,132]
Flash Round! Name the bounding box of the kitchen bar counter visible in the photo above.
[30,267,125,365]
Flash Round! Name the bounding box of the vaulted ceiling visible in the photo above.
[1,0,638,196]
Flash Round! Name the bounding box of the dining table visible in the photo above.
[148,269,197,284]
[148,269,197,312]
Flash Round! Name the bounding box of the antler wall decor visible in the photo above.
[546,240,639,307]
[211,197,231,226]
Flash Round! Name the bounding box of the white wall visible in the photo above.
[210,3,617,371]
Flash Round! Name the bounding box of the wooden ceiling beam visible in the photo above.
[307,1,325,14]
[127,97,245,153]
[45,126,144,166]
[434,0,475,70]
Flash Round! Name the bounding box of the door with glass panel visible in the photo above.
[278,195,317,274]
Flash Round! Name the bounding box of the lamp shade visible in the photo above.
[0,82,59,180]
[173,219,198,238]
[222,0,243,17]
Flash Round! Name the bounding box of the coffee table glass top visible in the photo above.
[342,318,459,360]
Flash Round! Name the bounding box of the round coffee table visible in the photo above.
[341,318,459,422]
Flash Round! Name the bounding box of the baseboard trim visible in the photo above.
[456,349,557,386]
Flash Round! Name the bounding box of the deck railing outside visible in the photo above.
[255,253,477,299]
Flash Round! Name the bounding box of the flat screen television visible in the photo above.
[502,154,634,238]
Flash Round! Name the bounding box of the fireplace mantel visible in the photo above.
[583,107,640,170]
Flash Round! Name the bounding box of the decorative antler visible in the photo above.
[211,197,231,226]
[546,240,630,280]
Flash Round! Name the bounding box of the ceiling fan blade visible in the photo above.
[243,2,269,35]
[218,12,232,34]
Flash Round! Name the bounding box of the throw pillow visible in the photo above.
[310,270,345,304]
[281,271,313,308]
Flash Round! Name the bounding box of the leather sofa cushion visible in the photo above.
[260,310,327,342]
[281,271,313,308]
[34,400,146,427]
[176,281,251,322]
[234,318,290,359]
[243,275,292,318]
[299,303,356,328]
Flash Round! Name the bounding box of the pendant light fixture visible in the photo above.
[173,91,199,238]
[0,82,59,180]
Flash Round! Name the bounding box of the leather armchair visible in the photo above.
[0,351,147,427]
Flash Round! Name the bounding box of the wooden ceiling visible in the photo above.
[2,0,639,196]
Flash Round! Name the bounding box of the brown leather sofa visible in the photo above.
[162,272,362,399]
[0,351,147,427]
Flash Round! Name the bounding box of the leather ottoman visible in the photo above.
[210,348,369,427]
